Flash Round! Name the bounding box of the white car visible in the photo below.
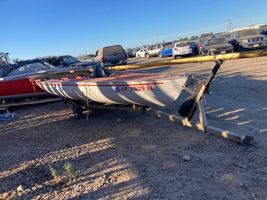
[135,48,149,58]
[147,44,163,57]
[173,41,195,59]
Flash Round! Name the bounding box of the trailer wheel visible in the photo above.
[72,104,83,119]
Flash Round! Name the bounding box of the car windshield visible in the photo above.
[207,38,227,45]
[62,56,79,65]
[235,29,260,37]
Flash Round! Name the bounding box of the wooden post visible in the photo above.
[196,100,208,132]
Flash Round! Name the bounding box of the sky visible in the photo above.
[1,0,267,59]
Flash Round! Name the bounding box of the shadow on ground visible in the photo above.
[1,58,267,199]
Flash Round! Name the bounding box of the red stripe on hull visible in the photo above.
[43,82,164,87]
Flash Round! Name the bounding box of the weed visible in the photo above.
[48,162,76,184]
[64,162,75,179]
[48,163,62,184]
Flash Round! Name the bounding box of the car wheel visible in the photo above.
[145,53,150,59]
[159,54,163,58]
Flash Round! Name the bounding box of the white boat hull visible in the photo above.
[37,73,187,107]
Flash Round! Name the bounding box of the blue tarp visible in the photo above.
[0,112,14,122]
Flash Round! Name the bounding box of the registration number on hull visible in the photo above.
[115,85,155,92]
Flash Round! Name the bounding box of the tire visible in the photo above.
[159,54,163,58]
[145,53,150,59]
[72,104,83,119]
[173,55,177,59]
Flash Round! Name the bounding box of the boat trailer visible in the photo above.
[71,60,255,145]
[0,97,62,110]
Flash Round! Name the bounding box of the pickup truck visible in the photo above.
[145,44,163,58]
[230,29,267,51]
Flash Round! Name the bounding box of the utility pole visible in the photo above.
[227,19,232,32]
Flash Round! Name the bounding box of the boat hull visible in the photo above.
[0,67,91,101]
[37,73,187,107]
[0,78,47,100]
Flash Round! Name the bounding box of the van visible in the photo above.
[96,45,127,66]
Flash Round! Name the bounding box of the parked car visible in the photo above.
[14,58,44,69]
[173,41,199,58]
[95,45,127,66]
[46,55,82,67]
[200,32,214,38]
[198,34,215,55]
[14,55,99,69]
[214,32,232,41]
[230,29,267,51]
[259,25,267,35]
[159,43,174,58]
[135,48,149,58]
[199,37,234,55]
[126,49,136,58]
[46,55,100,69]
[0,52,12,77]
[78,54,96,61]
[146,44,164,58]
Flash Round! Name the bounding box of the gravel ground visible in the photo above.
[0,57,267,200]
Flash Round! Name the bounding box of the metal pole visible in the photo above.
[107,50,267,71]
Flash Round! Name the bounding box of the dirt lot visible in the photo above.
[1,57,267,200]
